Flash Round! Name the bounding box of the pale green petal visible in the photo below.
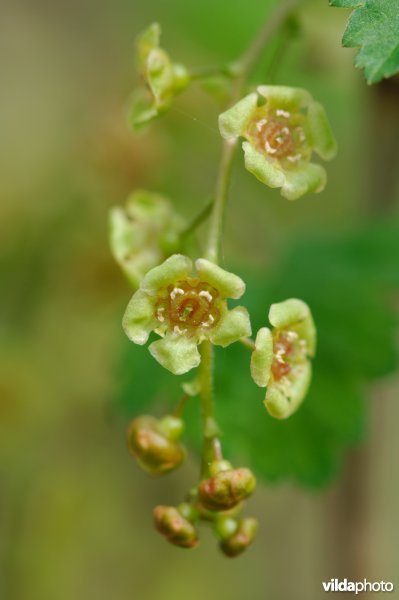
[257,85,312,110]
[218,93,258,139]
[109,207,135,263]
[208,306,251,347]
[269,298,316,358]
[307,101,337,161]
[123,249,163,288]
[269,298,310,329]
[243,142,285,188]
[149,334,201,375]
[137,22,161,64]
[281,162,326,201]
[129,90,159,132]
[147,48,175,106]
[250,327,273,388]
[195,258,245,299]
[264,362,312,419]
[108,203,156,286]
[141,254,192,295]
[122,290,157,345]
[125,190,170,222]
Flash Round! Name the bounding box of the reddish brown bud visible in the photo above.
[153,505,199,548]
[127,416,185,475]
[198,468,256,511]
[220,517,258,557]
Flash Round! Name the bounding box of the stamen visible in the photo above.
[170,287,184,300]
[173,325,187,335]
[199,290,213,302]
[265,140,277,154]
[276,109,290,118]
[256,118,268,131]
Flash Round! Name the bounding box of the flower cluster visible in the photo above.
[130,23,190,131]
[251,299,316,419]
[109,189,184,287]
[149,456,257,556]
[122,254,251,374]
[219,86,337,200]
[113,16,332,558]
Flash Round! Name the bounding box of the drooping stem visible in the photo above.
[199,341,220,477]
[233,0,301,101]
[205,139,237,263]
[189,65,237,80]
[199,0,302,476]
[180,199,213,241]
[205,0,302,263]
[173,393,190,418]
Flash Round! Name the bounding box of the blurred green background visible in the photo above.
[1,0,399,598]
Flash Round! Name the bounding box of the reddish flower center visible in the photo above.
[246,107,309,165]
[256,119,295,159]
[271,331,296,381]
[155,279,221,335]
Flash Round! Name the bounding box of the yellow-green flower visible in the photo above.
[130,23,189,131]
[219,86,337,200]
[123,254,251,375]
[109,190,184,288]
[250,299,316,419]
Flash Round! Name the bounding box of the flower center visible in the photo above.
[271,331,298,381]
[155,279,221,335]
[246,107,309,165]
[257,118,295,159]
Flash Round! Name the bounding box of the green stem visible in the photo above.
[189,65,236,81]
[180,199,213,241]
[173,393,190,418]
[233,0,301,101]
[199,341,220,477]
[205,140,237,263]
[206,0,302,263]
[199,0,301,476]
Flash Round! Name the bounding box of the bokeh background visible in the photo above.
[1,0,399,598]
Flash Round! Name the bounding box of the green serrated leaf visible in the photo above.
[330,0,399,84]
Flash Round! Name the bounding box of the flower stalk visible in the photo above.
[113,0,328,557]
[200,0,303,484]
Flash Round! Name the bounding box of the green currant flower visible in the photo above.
[109,190,184,288]
[130,23,190,131]
[250,299,316,419]
[219,86,337,200]
[123,254,251,375]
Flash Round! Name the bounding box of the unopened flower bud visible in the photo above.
[157,415,184,441]
[209,459,233,476]
[153,505,199,548]
[198,468,256,511]
[220,517,258,557]
[127,415,185,475]
[214,516,238,540]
